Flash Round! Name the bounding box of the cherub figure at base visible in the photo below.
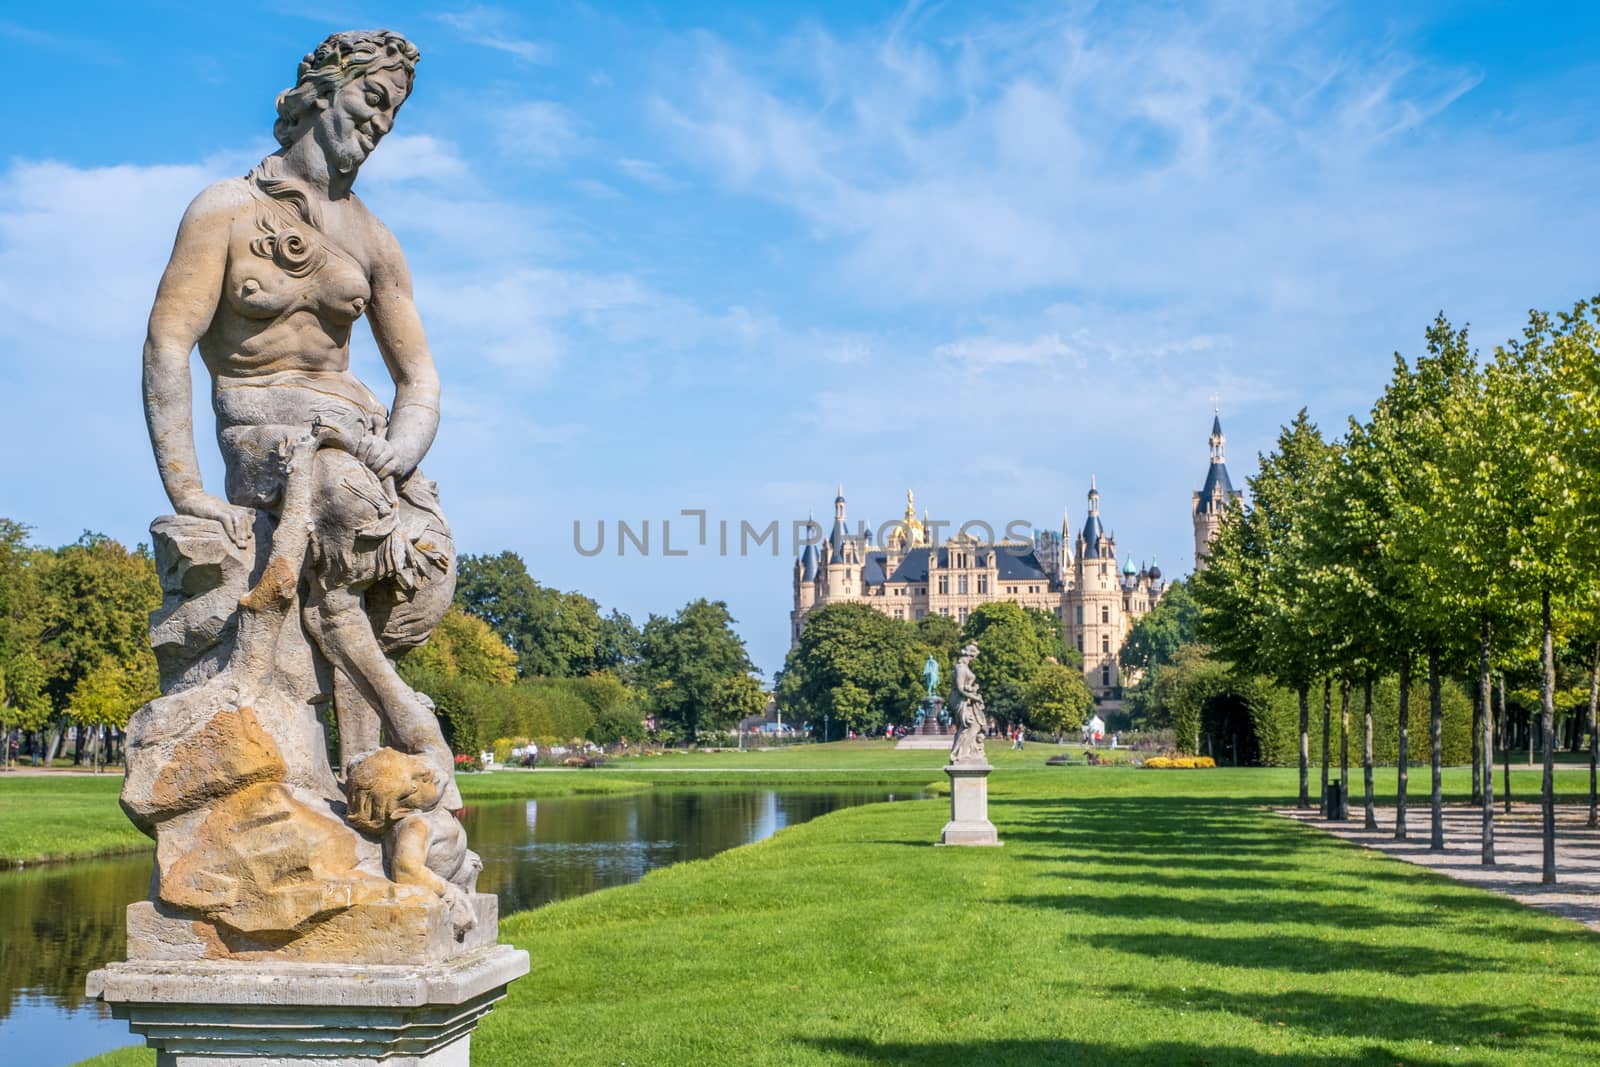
[346,748,482,935]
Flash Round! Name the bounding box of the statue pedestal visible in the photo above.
[938,760,1001,847]
[86,944,529,1066]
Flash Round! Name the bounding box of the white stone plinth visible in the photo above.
[86,943,529,1066]
[939,761,1001,846]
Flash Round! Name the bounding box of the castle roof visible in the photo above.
[828,514,846,557]
[882,546,1050,584]
[800,542,818,581]
[1196,461,1236,511]
[1080,514,1106,557]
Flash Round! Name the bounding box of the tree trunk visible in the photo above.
[1297,685,1310,810]
[1541,588,1557,886]
[1363,674,1377,830]
[1501,673,1511,814]
[1396,657,1410,840]
[72,719,85,766]
[1339,678,1350,820]
[1321,678,1332,816]
[1588,641,1599,829]
[46,719,65,763]
[1429,644,1444,851]
[1471,655,1482,805]
[1480,618,1494,865]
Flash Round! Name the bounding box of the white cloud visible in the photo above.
[496,102,581,166]
[437,6,551,63]
[358,134,472,186]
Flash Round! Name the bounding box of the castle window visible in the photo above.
[1100,563,1107,577]
[915,609,925,619]
[1101,635,1110,654]
[978,575,988,594]
[1101,606,1110,624]
[1075,605,1083,624]
[1076,634,1083,652]
[958,607,969,623]
[958,575,969,595]
[894,608,904,619]
[1101,665,1111,687]
[938,576,950,595]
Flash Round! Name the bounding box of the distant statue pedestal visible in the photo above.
[938,760,1001,847]
[896,696,950,750]
[87,944,528,1067]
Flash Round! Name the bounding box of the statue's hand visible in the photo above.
[176,491,253,549]
[353,434,400,480]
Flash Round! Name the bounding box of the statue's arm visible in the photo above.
[143,182,253,547]
[365,217,438,480]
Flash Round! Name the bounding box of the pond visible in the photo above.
[0,787,919,1067]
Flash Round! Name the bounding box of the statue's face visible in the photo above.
[317,65,409,175]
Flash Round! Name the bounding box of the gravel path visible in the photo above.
[1279,803,1600,932]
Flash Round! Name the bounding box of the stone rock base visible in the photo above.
[124,893,501,964]
[938,761,1001,847]
[86,943,529,1066]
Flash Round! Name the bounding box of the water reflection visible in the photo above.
[0,788,912,1067]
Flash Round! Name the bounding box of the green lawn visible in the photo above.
[72,751,1600,1065]
[0,774,148,865]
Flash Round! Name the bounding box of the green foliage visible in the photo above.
[1119,578,1197,674]
[1022,660,1092,735]
[1024,606,1067,663]
[961,601,1044,727]
[454,552,635,678]
[776,603,922,738]
[401,604,519,687]
[639,599,761,743]
[1147,646,1475,767]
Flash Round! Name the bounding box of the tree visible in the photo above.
[401,605,518,687]
[1025,607,1068,663]
[454,552,610,678]
[1194,412,1337,809]
[0,521,50,763]
[1120,579,1197,675]
[962,602,1045,728]
[68,653,157,766]
[639,599,761,744]
[1023,661,1093,737]
[776,604,921,738]
[1488,300,1600,883]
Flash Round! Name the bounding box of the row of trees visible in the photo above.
[0,522,159,766]
[403,554,768,749]
[0,529,767,762]
[1189,300,1600,883]
[775,601,1093,740]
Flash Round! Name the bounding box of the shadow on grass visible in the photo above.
[801,1036,1482,1066]
[1105,982,1600,1047]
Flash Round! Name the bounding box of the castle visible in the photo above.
[790,415,1240,698]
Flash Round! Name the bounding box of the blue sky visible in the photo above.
[2,1,1598,676]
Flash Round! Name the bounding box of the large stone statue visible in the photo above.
[91,32,526,1067]
[948,643,986,764]
[120,27,486,964]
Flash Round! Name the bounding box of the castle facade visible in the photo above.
[790,416,1238,698]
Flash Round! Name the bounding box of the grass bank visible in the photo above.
[6,740,1591,865]
[79,759,1600,1066]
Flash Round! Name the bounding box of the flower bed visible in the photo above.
[1140,755,1217,770]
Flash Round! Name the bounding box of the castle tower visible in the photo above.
[1192,411,1243,570]
[1073,477,1122,697]
[824,484,859,598]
